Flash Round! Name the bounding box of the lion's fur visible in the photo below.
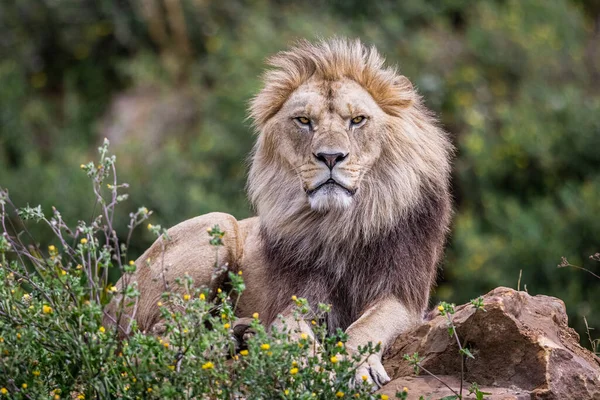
[246,39,452,329]
[105,39,453,365]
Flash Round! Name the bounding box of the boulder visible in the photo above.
[379,287,600,399]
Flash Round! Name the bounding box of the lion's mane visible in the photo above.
[246,38,453,330]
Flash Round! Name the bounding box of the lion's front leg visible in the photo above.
[271,312,319,347]
[345,297,421,389]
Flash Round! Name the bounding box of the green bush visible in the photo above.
[0,141,407,399]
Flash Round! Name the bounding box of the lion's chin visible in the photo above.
[307,184,354,213]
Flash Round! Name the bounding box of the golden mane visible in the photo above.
[248,38,452,245]
[249,38,415,127]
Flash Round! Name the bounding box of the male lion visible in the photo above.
[105,38,452,388]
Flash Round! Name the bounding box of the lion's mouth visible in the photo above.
[306,179,356,196]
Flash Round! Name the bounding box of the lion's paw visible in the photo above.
[353,354,391,391]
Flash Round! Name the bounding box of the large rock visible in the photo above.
[379,287,600,399]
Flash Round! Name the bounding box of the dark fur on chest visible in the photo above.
[260,190,450,333]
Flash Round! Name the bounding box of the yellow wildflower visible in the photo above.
[32,370,40,377]
[183,294,190,301]
[337,341,344,347]
[253,312,259,319]
[381,396,389,400]
[147,224,153,230]
[54,395,60,400]
[240,350,249,356]
[80,164,86,169]
[330,356,338,364]
[238,270,243,275]
[128,260,134,266]
[201,361,214,370]
[285,390,289,395]
[199,293,206,301]
[292,361,298,367]
[163,342,169,348]
[437,305,444,311]
[168,365,175,371]
[291,295,297,301]
[403,387,408,392]
[48,245,56,252]
[260,343,270,350]
[300,333,308,340]
[311,320,316,325]
[147,388,152,393]
[336,391,344,398]
[0,388,7,395]
[61,270,66,276]
[157,301,163,307]
[289,368,298,375]
[217,288,222,293]
[42,305,53,314]
[223,323,231,329]
[16,333,21,339]
[98,326,105,333]
[361,375,368,381]
[80,238,88,245]
[76,264,82,270]
[21,384,27,389]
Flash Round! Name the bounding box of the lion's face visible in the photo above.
[248,39,451,241]
[268,77,387,212]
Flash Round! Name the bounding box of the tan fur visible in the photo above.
[104,38,453,388]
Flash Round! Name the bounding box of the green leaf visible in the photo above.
[461,347,475,359]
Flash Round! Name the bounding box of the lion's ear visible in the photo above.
[377,75,415,116]
[393,75,414,94]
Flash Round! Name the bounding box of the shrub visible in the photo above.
[0,140,404,399]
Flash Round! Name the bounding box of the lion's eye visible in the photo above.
[295,117,311,126]
[351,116,366,126]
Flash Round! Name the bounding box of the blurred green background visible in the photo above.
[1,0,599,348]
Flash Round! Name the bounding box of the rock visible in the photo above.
[379,287,600,399]
[100,87,199,152]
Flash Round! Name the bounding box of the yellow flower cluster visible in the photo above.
[42,305,53,314]
[201,361,214,370]
[260,343,270,351]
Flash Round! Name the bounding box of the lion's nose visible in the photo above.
[314,152,348,170]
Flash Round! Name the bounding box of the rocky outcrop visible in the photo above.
[379,287,600,399]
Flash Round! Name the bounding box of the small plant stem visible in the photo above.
[417,363,462,398]
[561,263,600,280]
[446,313,465,398]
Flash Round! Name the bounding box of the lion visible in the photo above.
[104,38,453,388]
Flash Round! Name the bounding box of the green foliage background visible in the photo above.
[1,0,599,345]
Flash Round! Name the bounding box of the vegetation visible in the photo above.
[0,142,406,398]
[0,0,598,357]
